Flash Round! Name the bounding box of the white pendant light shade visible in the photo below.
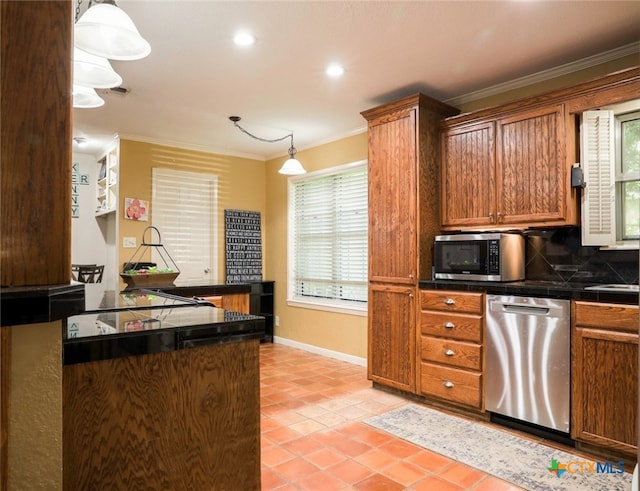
[278,158,306,175]
[74,4,151,61]
[73,48,123,88]
[73,85,105,108]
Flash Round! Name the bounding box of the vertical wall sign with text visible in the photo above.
[224,209,262,283]
[71,161,90,218]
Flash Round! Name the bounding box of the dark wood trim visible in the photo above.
[1,0,73,286]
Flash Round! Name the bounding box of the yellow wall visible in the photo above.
[265,133,369,358]
[8,322,62,490]
[118,140,267,286]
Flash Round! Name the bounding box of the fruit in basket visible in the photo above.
[124,267,174,275]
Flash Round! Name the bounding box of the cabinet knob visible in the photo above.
[408,293,414,298]
[444,349,455,356]
[443,381,454,388]
[488,212,494,220]
[497,212,503,221]
[444,322,455,329]
[408,274,414,279]
[445,298,455,306]
[204,268,211,274]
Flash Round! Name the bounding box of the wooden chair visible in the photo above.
[71,264,104,283]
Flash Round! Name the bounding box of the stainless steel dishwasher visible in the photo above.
[485,295,570,433]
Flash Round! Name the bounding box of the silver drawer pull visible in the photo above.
[443,381,454,388]
[444,349,455,356]
[444,322,455,329]
[445,298,455,306]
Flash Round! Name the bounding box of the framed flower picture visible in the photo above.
[124,197,148,221]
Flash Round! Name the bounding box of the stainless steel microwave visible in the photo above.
[433,233,525,282]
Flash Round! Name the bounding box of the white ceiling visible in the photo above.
[72,0,640,159]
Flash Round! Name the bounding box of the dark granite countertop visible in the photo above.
[1,282,85,327]
[419,279,639,305]
[63,290,264,365]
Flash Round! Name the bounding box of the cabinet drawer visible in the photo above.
[420,311,482,342]
[574,301,639,333]
[420,290,483,314]
[420,362,482,408]
[420,337,481,370]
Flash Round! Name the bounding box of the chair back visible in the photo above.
[72,264,104,283]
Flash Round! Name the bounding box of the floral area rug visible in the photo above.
[365,404,632,491]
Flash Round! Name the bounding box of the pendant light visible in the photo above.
[73,48,123,88]
[74,1,151,61]
[73,85,105,108]
[278,145,306,175]
[229,116,306,175]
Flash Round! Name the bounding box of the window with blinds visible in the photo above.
[288,161,368,312]
[151,168,218,285]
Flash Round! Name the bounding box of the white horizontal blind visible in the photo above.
[291,164,368,305]
[152,168,217,284]
[581,110,615,246]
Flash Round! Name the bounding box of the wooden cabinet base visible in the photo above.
[63,339,261,490]
[572,301,638,462]
[419,362,482,409]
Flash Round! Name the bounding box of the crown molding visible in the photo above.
[446,42,640,107]
[118,133,267,161]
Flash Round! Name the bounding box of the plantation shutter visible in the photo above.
[292,165,368,304]
[581,110,615,246]
[152,168,217,284]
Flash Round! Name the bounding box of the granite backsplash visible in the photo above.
[524,227,639,285]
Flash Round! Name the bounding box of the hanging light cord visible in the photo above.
[229,116,297,156]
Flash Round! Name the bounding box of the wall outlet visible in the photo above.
[123,237,136,248]
[274,316,280,327]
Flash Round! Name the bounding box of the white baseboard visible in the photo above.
[273,336,367,367]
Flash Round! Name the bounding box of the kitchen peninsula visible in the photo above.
[62,289,264,490]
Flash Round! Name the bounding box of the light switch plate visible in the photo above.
[123,237,136,248]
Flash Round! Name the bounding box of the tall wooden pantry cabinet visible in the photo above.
[361,94,458,392]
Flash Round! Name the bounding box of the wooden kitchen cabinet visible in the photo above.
[362,95,459,393]
[63,338,261,490]
[367,106,418,285]
[572,301,639,459]
[368,284,416,392]
[418,289,485,411]
[442,104,570,230]
[441,121,496,229]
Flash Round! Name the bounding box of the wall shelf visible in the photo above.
[96,144,118,216]
[250,281,274,343]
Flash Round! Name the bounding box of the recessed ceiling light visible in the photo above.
[234,31,256,47]
[326,63,344,78]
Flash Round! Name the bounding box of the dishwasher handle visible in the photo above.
[501,304,550,316]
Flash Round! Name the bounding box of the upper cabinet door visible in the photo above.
[368,108,417,284]
[496,105,566,226]
[441,121,496,228]
[441,104,569,231]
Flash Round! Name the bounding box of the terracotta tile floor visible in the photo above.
[259,343,525,490]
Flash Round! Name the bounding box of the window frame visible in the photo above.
[286,160,368,316]
[614,110,640,241]
[581,100,640,249]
